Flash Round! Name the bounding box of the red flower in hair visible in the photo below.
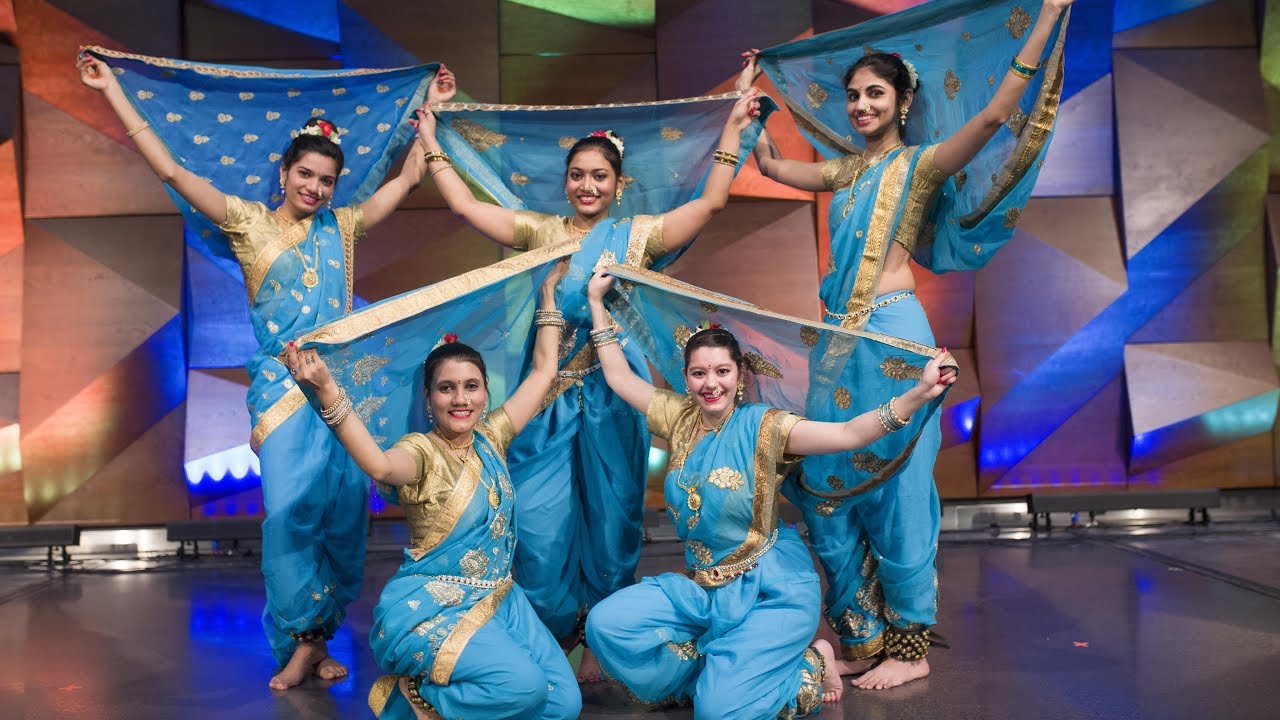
[443,333,458,344]
[710,323,722,329]
[590,130,607,137]
[891,52,901,58]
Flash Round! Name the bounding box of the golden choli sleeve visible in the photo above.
[512,210,567,251]
[820,154,863,192]
[217,195,275,270]
[627,214,667,268]
[333,205,367,245]
[892,144,949,254]
[645,388,694,442]
[390,433,456,517]
[477,408,516,458]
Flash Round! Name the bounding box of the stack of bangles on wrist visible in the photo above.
[877,397,909,433]
[534,309,565,328]
[423,149,453,176]
[590,327,618,348]
[320,386,353,427]
[1009,56,1040,79]
[712,149,740,168]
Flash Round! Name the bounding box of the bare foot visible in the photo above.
[398,677,434,720]
[314,655,348,681]
[268,641,325,690]
[577,646,604,683]
[811,639,843,702]
[850,656,929,690]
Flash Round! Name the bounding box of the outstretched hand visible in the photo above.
[916,350,957,401]
[284,342,335,393]
[727,87,762,133]
[428,65,457,104]
[736,49,762,93]
[586,271,616,303]
[77,53,117,92]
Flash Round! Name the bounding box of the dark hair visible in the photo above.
[282,118,345,175]
[565,135,623,178]
[422,342,488,389]
[843,53,916,108]
[683,328,744,371]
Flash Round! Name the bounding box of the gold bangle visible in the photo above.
[126,122,151,138]
[1009,56,1039,79]
[712,149,740,168]
[423,150,450,164]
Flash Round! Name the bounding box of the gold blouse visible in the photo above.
[511,210,668,268]
[820,145,949,255]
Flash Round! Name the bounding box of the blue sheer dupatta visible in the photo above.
[756,0,1068,271]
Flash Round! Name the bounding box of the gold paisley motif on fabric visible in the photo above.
[430,577,513,685]
[354,396,387,422]
[806,81,828,109]
[744,352,783,379]
[687,540,715,566]
[800,326,819,348]
[250,385,307,452]
[707,467,744,491]
[674,324,694,348]
[1007,5,1033,38]
[511,172,530,186]
[666,640,700,661]
[459,549,490,578]
[490,512,508,539]
[351,354,391,385]
[851,451,890,474]
[700,301,719,314]
[1004,207,1023,229]
[815,499,842,517]
[661,127,684,141]
[943,70,961,100]
[424,581,466,607]
[833,387,851,410]
[880,356,923,381]
[450,118,506,151]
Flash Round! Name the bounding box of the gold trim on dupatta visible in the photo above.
[429,576,513,684]
[244,217,313,302]
[87,46,418,78]
[249,385,307,452]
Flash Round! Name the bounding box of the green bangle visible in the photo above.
[1009,56,1039,79]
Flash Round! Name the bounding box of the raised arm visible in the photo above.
[784,352,956,456]
[500,259,570,432]
[356,139,427,230]
[931,0,1072,175]
[78,53,228,225]
[658,89,763,253]
[736,51,826,193]
[586,272,654,414]
[286,342,420,485]
[414,68,518,247]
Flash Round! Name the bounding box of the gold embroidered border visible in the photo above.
[839,149,913,330]
[429,576,512,684]
[537,342,599,413]
[432,91,745,113]
[250,385,307,452]
[88,46,418,78]
[625,215,665,267]
[244,216,313,302]
[841,630,885,661]
[294,242,578,346]
[959,10,1068,228]
[338,206,364,313]
[367,675,408,718]
[690,408,800,588]
[892,145,948,255]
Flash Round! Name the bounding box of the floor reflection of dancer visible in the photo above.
[77,54,454,690]
[414,89,762,681]
[583,272,955,713]
[738,0,1073,689]
[287,260,582,720]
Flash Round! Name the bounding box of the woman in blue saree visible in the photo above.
[736,0,1074,689]
[582,272,955,716]
[413,90,765,678]
[286,260,581,720]
[78,55,454,689]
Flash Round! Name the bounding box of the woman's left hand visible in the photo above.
[727,87,762,133]
[586,271,616,303]
[285,342,335,393]
[429,65,457,104]
[916,350,957,400]
[540,257,570,302]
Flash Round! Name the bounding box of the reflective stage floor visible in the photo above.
[2,521,1278,720]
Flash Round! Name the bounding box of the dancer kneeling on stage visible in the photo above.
[286,260,581,720]
[583,272,954,717]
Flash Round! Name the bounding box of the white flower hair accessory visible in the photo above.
[891,53,920,91]
[588,129,625,157]
[297,119,343,145]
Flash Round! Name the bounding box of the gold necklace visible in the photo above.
[699,404,736,434]
[276,207,321,289]
[841,142,904,219]
[564,217,591,242]
[434,431,500,508]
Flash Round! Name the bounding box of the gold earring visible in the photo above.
[899,106,909,127]
[279,176,286,191]
[736,381,745,401]
[615,186,623,202]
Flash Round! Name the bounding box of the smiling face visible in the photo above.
[685,346,741,418]
[564,148,618,220]
[845,66,906,140]
[427,358,488,438]
[279,151,339,218]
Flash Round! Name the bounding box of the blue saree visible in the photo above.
[756,0,1068,659]
[587,394,823,719]
[432,95,774,642]
[90,47,438,664]
[365,413,578,720]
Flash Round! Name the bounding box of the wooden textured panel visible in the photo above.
[500,54,656,104]
[664,200,819,320]
[1131,433,1275,490]
[354,209,504,301]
